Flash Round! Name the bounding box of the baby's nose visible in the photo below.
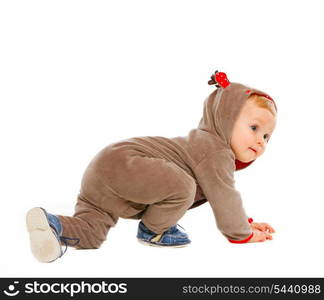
[257,138,266,148]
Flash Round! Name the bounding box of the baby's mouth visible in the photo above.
[249,147,257,154]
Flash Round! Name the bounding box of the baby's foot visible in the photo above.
[137,221,191,247]
[26,207,79,262]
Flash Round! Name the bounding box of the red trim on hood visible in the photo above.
[228,232,254,244]
[252,92,273,101]
[250,92,277,111]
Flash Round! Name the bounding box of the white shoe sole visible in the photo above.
[26,207,62,263]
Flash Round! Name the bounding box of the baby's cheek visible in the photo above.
[259,148,266,157]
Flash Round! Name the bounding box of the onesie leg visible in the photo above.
[112,155,197,234]
[57,194,118,249]
[140,173,196,234]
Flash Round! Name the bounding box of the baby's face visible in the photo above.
[230,100,276,163]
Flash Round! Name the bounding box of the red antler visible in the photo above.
[215,71,230,88]
[208,70,230,88]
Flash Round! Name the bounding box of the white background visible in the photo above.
[1,0,323,278]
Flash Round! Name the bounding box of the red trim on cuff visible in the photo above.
[248,218,254,224]
[228,232,254,244]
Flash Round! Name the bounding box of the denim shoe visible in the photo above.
[26,207,80,263]
[137,221,191,247]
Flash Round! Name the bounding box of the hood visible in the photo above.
[198,81,276,171]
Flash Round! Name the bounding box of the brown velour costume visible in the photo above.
[58,73,275,248]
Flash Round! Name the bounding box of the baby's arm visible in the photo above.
[195,150,253,242]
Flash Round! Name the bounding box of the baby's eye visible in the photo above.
[250,125,258,131]
[264,134,270,142]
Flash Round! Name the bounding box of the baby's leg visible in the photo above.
[114,155,197,235]
[57,194,118,249]
[140,165,196,234]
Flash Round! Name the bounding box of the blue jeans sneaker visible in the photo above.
[137,221,191,247]
[26,207,80,263]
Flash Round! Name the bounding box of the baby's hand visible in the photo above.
[248,221,275,243]
[248,229,273,243]
[251,222,275,234]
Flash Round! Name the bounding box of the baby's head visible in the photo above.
[230,94,277,163]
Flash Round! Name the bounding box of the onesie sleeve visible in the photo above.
[194,150,253,242]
